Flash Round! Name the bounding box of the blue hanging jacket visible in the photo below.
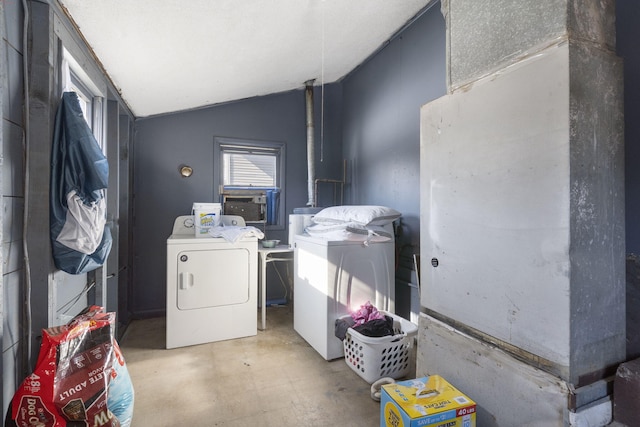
[50,92,112,274]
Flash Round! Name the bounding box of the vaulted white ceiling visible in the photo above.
[58,0,432,117]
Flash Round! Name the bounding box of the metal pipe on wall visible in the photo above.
[305,80,316,207]
[314,159,346,207]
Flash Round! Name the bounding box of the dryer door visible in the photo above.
[176,247,250,310]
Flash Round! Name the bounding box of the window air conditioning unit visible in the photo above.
[220,188,279,224]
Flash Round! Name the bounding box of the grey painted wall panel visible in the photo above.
[0,1,6,415]
[4,43,23,126]
[1,44,9,122]
[2,197,24,262]
[106,100,120,314]
[2,270,21,412]
[2,0,23,51]
[2,121,24,197]
[118,112,132,328]
[2,238,23,277]
[1,0,25,412]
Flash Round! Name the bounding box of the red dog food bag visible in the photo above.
[7,306,121,427]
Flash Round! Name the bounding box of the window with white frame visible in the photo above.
[215,137,285,227]
[68,74,93,124]
[61,48,104,150]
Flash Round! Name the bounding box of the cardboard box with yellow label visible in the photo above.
[381,375,476,427]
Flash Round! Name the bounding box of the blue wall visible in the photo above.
[132,87,343,316]
[342,4,446,249]
[618,0,640,255]
[341,5,446,318]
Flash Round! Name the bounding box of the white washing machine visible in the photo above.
[166,215,257,349]
[293,231,395,360]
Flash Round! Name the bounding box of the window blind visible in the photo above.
[223,152,276,187]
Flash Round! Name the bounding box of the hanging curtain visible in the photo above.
[50,92,112,274]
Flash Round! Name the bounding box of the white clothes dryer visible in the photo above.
[166,215,257,349]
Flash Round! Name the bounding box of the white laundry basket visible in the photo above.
[342,311,417,384]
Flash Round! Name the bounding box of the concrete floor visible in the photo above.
[119,305,385,426]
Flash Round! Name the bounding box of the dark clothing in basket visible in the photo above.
[335,315,394,341]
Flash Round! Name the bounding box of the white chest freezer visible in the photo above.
[293,233,395,360]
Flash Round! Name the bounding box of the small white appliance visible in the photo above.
[166,215,257,349]
[288,214,314,247]
[293,229,395,360]
[288,207,323,247]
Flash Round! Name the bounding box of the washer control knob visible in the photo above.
[180,255,188,262]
